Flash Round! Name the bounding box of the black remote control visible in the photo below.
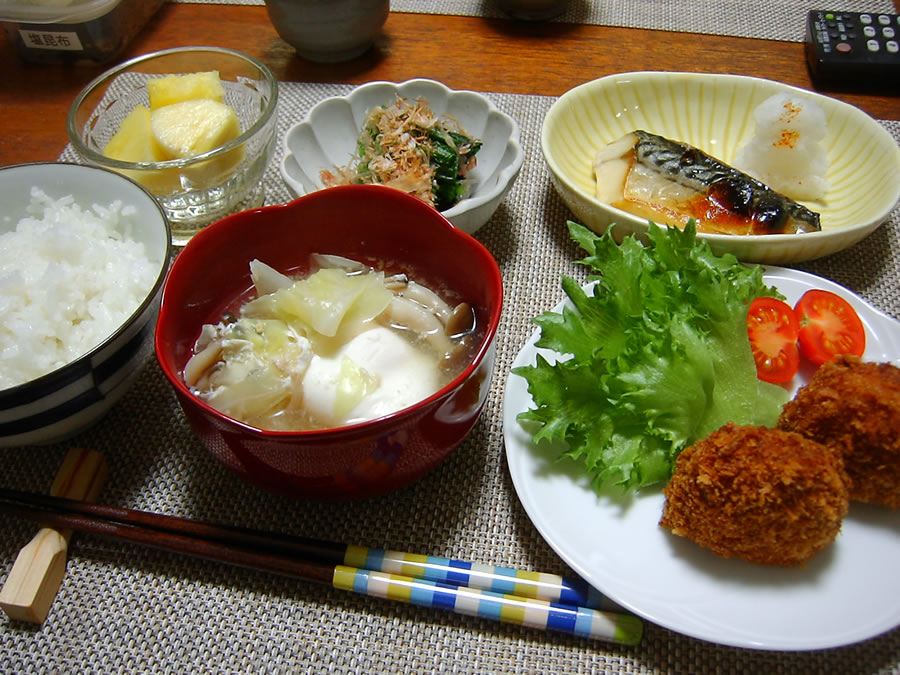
[805,10,900,91]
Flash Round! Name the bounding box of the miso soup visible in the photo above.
[183,254,479,431]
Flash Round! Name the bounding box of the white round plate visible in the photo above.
[503,267,900,650]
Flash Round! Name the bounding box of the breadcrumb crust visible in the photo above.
[778,355,900,509]
[660,423,849,566]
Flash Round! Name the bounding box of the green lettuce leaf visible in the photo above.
[513,221,790,492]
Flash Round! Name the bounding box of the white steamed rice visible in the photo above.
[734,92,829,202]
[0,187,160,390]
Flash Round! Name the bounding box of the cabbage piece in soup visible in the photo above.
[183,255,477,431]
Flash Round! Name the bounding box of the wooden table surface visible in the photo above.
[1,4,899,167]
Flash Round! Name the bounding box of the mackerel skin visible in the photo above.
[595,130,822,236]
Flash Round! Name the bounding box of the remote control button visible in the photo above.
[864,25,877,37]
[836,41,852,54]
[877,14,890,26]
[883,26,895,39]
[887,40,899,54]
[860,13,872,24]
[866,39,880,53]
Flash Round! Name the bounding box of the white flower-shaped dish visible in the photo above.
[280,79,524,234]
[542,72,900,264]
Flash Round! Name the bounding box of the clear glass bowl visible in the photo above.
[67,46,278,246]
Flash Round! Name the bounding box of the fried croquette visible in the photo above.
[659,423,849,567]
[778,355,900,509]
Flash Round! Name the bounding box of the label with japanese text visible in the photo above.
[17,29,84,51]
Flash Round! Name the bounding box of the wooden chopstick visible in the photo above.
[0,488,642,645]
[0,487,621,611]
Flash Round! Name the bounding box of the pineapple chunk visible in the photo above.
[101,78,245,195]
[121,166,183,196]
[151,99,246,190]
[103,105,164,163]
[147,71,225,110]
[151,99,242,159]
[103,105,180,194]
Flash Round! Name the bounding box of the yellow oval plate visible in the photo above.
[542,72,900,264]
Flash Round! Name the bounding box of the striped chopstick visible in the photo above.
[342,546,623,612]
[333,566,640,643]
[0,489,642,645]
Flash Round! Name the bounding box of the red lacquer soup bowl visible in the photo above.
[155,184,503,500]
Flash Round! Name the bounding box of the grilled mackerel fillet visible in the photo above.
[593,130,821,235]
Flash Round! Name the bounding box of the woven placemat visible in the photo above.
[165,0,897,42]
[2,83,899,673]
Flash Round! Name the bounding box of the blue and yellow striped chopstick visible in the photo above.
[342,546,623,612]
[333,566,642,645]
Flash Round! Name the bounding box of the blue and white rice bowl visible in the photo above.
[0,162,171,447]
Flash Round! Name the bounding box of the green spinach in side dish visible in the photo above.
[513,220,790,492]
[320,96,482,212]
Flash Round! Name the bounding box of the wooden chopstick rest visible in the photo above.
[0,448,108,623]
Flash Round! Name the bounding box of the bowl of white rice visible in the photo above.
[0,162,171,447]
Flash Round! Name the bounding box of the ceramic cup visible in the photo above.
[264,0,389,62]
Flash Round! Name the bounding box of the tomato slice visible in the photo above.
[747,297,800,384]
[794,289,866,366]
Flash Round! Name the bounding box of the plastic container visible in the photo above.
[0,0,163,64]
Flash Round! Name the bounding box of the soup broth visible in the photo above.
[183,254,479,431]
